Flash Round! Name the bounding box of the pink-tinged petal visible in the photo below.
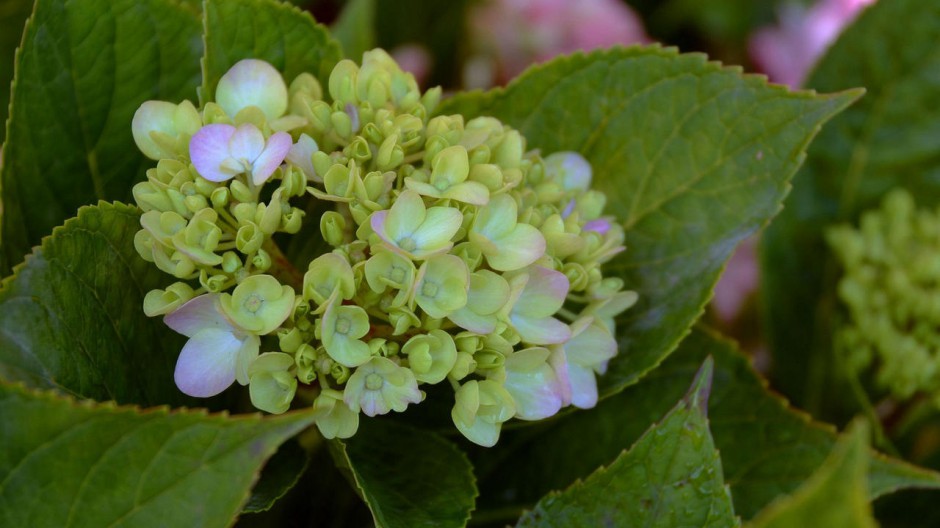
[216,59,288,120]
[549,346,572,406]
[487,223,547,271]
[514,266,569,318]
[583,218,612,234]
[234,335,261,386]
[285,133,320,182]
[370,210,393,245]
[164,294,234,338]
[567,363,599,409]
[174,328,242,397]
[251,131,292,185]
[190,124,236,182]
[359,391,390,417]
[411,206,463,248]
[229,123,265,163]
[511,314,571,345]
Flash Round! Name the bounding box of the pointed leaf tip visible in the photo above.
[685,356,714,417]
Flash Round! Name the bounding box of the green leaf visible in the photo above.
[471,327,940,523]
[0,202,195,407]
[438,47,859,397]
[0,0,202,274]
[243,439,310,513]
[0,0,33,141]
[747,420,876,528]
[202,0,342,104]
[760,0,940,415]
[331,0,376,60]
[516,357,739,528]
[329,419,477,528]
[0,382,316,528]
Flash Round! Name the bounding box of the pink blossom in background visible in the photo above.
[711,236,760,324]
[750,0,876,88]
[468,0,649,86]
[391,44,432,87]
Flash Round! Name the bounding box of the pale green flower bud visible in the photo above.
[221,251,242,274]
[281,165,308,197]
[220,274,295,334]
[282,207,304,234]
[279,328,305,353]
[449,351,477,381]
[289,72,323,103]
[210,186,230,208]
[376,135,404,171]
[313,389,359,439]
[134,230,156,262]
[200,269,229,293]
[132,100,202,160]
[403,329,458,384]
[152,244,196,278]
[493,130,524,169]
[389,306,420,335]
[173,209,223,266]
[230,180,253,203]
[543,151,592,191]
[329,60,360,106]
[248,352,297,414]
[236,222,264,254]
[294,343,317,384]
[320,211,348,247]
[364,249,416,307]
[304,253,356,306]
[344,356,422,417]
[331,110,353,139]
[143,282,195,317]
[252,248,272,271]
[452,379,515,447]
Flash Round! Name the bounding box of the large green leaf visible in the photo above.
[746,421,875,528]
[761,0,940,415]
[438,47,859,397]
[201,0,342,104]
[470,327,940,523]
[516,357,738,528]
[0,0,202,274]
[329,419,477,528]
[0,202,194,407]
[0,382,315,528]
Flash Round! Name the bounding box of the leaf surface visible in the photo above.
[329,419,477,528]
[760,0,940,414]
[0,383,316,528]
[331,0,375,60]
[746,421,876,528]
[0,202,194,407]
[470,327,940,522]
[516,358,739,528]
[0,0,202,273]
[439,47,859,397]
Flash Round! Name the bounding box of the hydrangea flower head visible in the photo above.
[131,53,635,446]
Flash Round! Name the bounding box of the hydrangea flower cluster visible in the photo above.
[131,50,636,446]
[827,189,940,405]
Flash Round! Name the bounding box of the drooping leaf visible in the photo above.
[439,46,860,398]
[0,0,202,274]
[331,0,376,60]
[760,0,940,415]
[0,382,316,528]
[243,439,310,513]
[201,0,342,104]
[329,419,477,528]
[470,327,940,523]
[0,202,193,407]
[746,420,876,528]
[516,357,739,528]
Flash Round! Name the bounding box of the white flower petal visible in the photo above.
[163,294,234,338]
[190,124,236,182]
[174,328,243,397]
[216,59,288,120]
[132,101,177,160]
[511,314,571,345]
[567,363,600,409]
[229,123,265,164]
[286,133,320,182]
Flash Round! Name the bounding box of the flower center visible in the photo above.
[365,373,384,390]
[336,316,351,335]
[389,266,406,283]
[398,236,417,252]
[421,280,439,298]
[244,293,264,313]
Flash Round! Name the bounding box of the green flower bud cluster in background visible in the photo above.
[828,189,940,405]
[131,49,636,446]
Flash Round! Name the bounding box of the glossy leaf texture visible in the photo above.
[201,0,342,104]
[760,0,940,415]
[438,46,860,398]
[0,202,195,407]
[469,327,940,523]
[0,382,317,528]
[516,358,739,528]
[0,0,202,273]
[746,421,876,528]
[330,420,478,528]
